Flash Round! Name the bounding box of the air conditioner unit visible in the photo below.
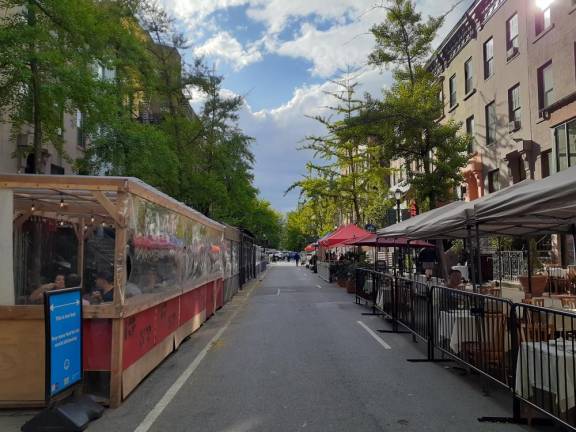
[509,120,521,133]
[507,46,519,60]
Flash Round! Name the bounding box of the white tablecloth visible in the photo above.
[438,310,478,353]
[515,341,576,411]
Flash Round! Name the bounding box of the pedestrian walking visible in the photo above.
[295,253,300,266]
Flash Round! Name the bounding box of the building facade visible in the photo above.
[429,0,576,198]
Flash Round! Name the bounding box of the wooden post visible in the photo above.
[109,189,128,407]
[77,217,85,286]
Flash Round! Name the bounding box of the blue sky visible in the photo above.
[160,0,474,213]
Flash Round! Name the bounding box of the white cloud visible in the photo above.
[159,0,475,212]
[194,32,263,71]
[236,68,391,212]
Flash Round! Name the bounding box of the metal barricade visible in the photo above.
[432,286,514,388]
[351,273,576,430]
[395,278,430,343]
[513,303,576,429]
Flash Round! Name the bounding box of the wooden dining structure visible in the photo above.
[356,166,576,429]
[0,174,263,408]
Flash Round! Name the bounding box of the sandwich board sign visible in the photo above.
[44,288,83,401]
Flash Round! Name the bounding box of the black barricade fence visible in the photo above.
[396,277,431,341]
[352,271,576,430]
[355,268,373,305]
[433,286,514,388]
[514,303,576,428]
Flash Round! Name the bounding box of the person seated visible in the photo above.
[140,269,160,294]
[28,273,66,303]
[90,272,114,304]
[446,269,464,290]
[66,273,81,288]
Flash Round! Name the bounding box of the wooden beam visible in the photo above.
[92,192,124,227]
[109,318,124,408]
[14,211,32,230]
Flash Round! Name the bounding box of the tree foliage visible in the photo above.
[0,0,282,246]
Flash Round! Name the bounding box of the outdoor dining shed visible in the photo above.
[0,174,225,408]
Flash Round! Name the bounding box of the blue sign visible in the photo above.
[45,289,83,400]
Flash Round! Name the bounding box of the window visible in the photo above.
[535,7,551,36]
[541,149,552,178]
[554,119,576,172]
[76,110,85,149]
[537,61,554,110]
[508,83,521,126]
[466,115,475,153]
[464,58,473,94]
[484,38,494,79]
[485,101,496,145]
[438,85,445,116]
[506,14,519,51]
[449,74,457,107]
[488,169,500,193]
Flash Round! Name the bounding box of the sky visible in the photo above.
[159,0,474,214]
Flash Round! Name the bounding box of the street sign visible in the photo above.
[44,288,83,401]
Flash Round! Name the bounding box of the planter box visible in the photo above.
[519,275,548,297]
[345,279,355,294]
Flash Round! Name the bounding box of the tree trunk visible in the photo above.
[28,2,43,174]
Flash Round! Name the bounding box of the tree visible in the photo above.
[0,0,143,173]
[363,0,470,209]
[289,77,390,226]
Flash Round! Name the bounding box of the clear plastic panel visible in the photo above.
[125,197,223,303]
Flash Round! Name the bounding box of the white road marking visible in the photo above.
[316,284,322,289]
[357,321,391,350]
[133,282,260,432]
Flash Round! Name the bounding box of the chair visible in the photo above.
[484,287,501,298]
[519,307,556,342]
[561,296,576,309]
[462,313,508,382]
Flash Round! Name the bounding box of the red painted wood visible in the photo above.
[215,279,224,309]
[180,285,206,325]
[83,319,112,371]
[122,308,156,369]
[156,297,180,344]
[206,282,215,318]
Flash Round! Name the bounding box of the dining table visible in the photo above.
[515,338,576,413]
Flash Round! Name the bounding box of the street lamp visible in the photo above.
[394,188,403,275]
[394,188,402,223]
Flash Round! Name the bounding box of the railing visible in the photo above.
[354,268,576,430]
[493,251,527,282]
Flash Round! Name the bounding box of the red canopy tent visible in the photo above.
[341,234,434,248]
[304,243,317,252]
[319,224,372,249]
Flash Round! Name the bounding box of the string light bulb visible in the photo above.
[31,201,36,212]
[59,197,64,208]
[59,220,64,227]
[90,215,95,223]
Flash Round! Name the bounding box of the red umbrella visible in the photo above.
[304,244,316,252]
[319,224,372,249]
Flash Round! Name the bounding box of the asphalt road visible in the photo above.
[86,262,555,432]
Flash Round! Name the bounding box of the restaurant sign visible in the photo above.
[44,288,83,400]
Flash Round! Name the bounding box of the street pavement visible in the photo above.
[1,262,558,431]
